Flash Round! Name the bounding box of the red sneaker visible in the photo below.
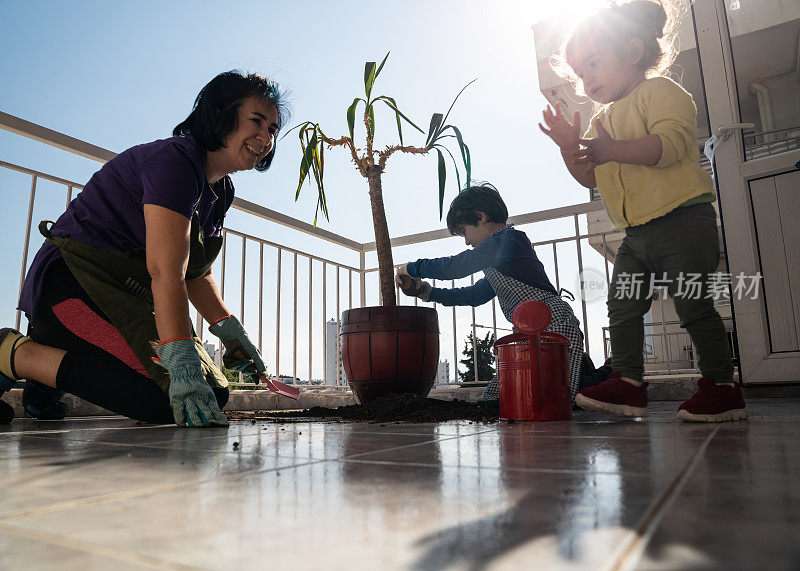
[677,379,748,422]
[574,371,648,417]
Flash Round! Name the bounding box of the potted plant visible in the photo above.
[293,53,473,403]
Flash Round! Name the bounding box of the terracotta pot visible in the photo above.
[341,306,439,404]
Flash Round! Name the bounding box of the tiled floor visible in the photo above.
[1,399,799,570]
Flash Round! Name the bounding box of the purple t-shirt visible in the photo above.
[19,135,234,316]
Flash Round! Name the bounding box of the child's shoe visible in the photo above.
[677,378,748,422]
[574,371,648,417]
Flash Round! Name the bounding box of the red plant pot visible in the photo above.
[341,306,439,404]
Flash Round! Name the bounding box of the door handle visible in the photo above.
[716,123,755,142]
[704,123,756,165]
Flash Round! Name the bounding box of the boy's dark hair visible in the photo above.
[446,182,509,235]
[173,70,289,172]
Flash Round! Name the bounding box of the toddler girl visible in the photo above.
[539,0,747,422]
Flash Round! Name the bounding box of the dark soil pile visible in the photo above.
[227,393,499,423]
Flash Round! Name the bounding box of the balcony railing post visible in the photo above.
[240,238,246,325]
[552,242,560,291]
[492,298,497,344]
[359,251,366,308]
[322,261,327,387]
[220,231,227,298]
[258,243,263,353]
[471,274,478,383]
[452,279,457,384]
[336,267,341,387]
[275,248,281,378]
[574,214,590,353]
[308,257,312,387]
[293,252,298,384]
[16,174,37,330]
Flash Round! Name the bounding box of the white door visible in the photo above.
[695,0,800,383]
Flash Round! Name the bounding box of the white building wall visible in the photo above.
[437,360,450,384]
[325,319,345,386]
[203,341,219,365]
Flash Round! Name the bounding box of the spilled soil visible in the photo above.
[226,393,499,423]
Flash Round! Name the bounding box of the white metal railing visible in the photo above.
[2,110,705,391]
[602,318,737,376]
[743,125,800,160]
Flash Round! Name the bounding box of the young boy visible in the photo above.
[396,183,608,402]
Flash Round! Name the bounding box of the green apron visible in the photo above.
[39,200,228,394]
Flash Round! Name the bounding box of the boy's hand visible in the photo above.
[396,276,431,302]
[538,103,581,151]
[573,119,617,174]
[396,274,418,295]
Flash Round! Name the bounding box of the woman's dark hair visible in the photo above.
[173,70,289,172]
[446,182,509,235]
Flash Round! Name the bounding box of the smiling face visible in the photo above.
[567,38,646,104]
[208,96,279,181]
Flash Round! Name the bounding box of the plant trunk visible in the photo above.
[367,170,396,306]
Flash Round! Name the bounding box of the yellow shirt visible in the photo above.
[585,76,714,229]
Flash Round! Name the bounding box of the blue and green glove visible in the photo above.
[153,338,229,427]
[208,315,265,381]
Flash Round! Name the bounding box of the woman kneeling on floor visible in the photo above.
[0,71,287,427]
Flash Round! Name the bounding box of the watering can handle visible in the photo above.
[540,331,570,346]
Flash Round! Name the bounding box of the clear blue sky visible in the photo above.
[0,0,612,378]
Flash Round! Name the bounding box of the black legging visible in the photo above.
[27,257,228,424]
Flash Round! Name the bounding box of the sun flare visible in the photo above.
[525,0,608,24]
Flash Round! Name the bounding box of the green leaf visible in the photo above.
[374,96,424,134]
[296,129,318,200]
[436,143,462,195]
[279,121,308,142]
[426,113,443,146]
[311,144,328,225]
[374,52,390,82]
[346,98,363,144]
[440,125,471,185]
[435,148,446,219]
[441,78,478,126]
[364,61,376,100]
[364,53,390,101]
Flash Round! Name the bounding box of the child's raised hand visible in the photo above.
[538,103,581,151]
[573,119,617,174]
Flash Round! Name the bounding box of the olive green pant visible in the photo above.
[608,202,733,382]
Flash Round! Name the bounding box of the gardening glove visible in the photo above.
[153,339,229,427]
[397,276,432,302]
[395,263,411,279]
[208,315,266,381]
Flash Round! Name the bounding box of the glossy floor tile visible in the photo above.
[0,399,798,569]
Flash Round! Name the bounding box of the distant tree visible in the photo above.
[458,332,495,383]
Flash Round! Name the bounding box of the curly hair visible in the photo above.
[551,0,687,97]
